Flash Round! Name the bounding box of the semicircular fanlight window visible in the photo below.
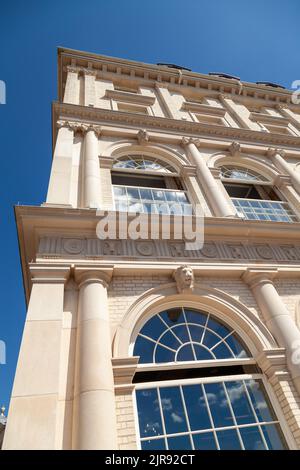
[133,308,250,364]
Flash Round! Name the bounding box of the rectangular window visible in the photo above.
[117,102,148,115]
[224,183,297,222]
[135,378,288,450]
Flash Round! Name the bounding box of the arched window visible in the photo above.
[112,155,192,215]
[113,155,175,173]
[133,307,289,450]
[218,164,297,223]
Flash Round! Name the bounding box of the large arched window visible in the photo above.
[133,307,289,450]
[112,154,192,215]
[218,164,297,223]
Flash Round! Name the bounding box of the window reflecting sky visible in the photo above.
[136,379,287,450]
[133,308,250,364]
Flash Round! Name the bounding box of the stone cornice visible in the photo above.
[52,102,300,149]
[58,48,295,105]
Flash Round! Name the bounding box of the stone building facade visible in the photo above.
[3,48,300,449]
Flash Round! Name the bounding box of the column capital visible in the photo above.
[81,124,102,137]
[75,266,113,289]
[181,137,202,148]
[242,268,278,288]
[29,264,70,284]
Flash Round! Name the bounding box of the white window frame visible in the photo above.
[132,372,297,450]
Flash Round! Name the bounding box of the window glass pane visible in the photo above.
[212,342,234,359]
[152,189,166,201]
[188,325,204,343]
[176,344,195,362]
[245,379,276,422]
[171,324,190,343]
[204,383,234,428]
[194,344,215,361]
[207,317,232,338]
[139,188,153,200]
[159,309,184,326]
[155,345,176,363]
[217,429,242,450]
[159,387,188,434]
[261,424,287,450]
[159,330,181,350]
[141,438,166,450]
[167,434,192,450]
[202,330,221,349]
[225,381,256,425]
[182,384,211,431]
[140,315,166,341]
[136,389,163,437]
[193,432,217,450]
[126,187,140,200]
[239,426,266,450]
[133,335,154,363]
[226,334,249,358]
[184,309,207,325]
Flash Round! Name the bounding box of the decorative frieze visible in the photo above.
[38,237,300,263]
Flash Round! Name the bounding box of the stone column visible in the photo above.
[73,267,117,450]
[182,138,236,217]
[268,148,300,195]
[83,125,102,208]
[243,269,300,397]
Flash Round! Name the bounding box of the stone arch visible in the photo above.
[113,282,276,359]
[105,140,188,173]
[208,152,280,182]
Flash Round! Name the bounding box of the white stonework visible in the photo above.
[3,48,300,449]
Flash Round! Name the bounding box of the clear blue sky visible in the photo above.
[0,0,300,413]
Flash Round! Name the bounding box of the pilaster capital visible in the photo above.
[218,93,232,101]
[255,348,288,381]
[99,155,114,169]
[112,357,139,395]
[65,65,80,74]
[266,147,286,159]
[210,167,222,179]
[228,141,241,157]
[154,81,169,90]
[29,264,70,284]
[137,129,149,145]
[181,137,201,148]
[75,266,113,289]
[83,67,98,77]
[242,268,278,289]
[274,174,292,189]
[180,165,198,177]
